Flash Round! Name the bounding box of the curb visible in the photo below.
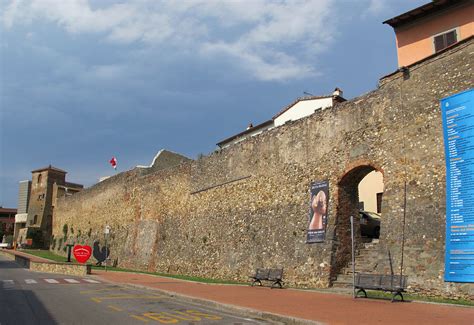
[95,275,323,325]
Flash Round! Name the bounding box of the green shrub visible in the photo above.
[50,236,56,250]
[4,235,13,245]
[62,224,68,239]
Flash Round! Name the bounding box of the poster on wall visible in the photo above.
[441,88,474,283]
[307,180,329,244]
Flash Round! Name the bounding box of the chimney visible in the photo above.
[333,87,343,97]
[247,123,253,130]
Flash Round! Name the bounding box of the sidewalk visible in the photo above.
[93,269,473,325]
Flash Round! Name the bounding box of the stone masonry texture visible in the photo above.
[53,39,474,298]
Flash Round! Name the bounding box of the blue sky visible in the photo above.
[0,0,427,208]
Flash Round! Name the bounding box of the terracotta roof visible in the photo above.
[272,95,346,120]
[217,119,273,147]
[383,0,469,28]
[0,208,17,214]
[31,165,67,174]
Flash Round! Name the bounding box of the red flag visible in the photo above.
[109,156,117,169]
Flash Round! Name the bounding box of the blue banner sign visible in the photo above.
[441,88,474,283]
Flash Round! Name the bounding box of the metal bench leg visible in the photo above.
[251,279,262,287]
[271,280,283,289]
[355,289,367,298]
[391,292,404,302]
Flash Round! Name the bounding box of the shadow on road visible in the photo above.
[0,287,57,324]
[0,259,21,269]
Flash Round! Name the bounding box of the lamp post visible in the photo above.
[104,225,110,272]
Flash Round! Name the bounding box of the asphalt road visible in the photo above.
[0,255,273,325]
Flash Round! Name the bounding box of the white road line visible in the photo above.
[44,279,60,284]
[2,280,14,288]
[64,279,80,284]
[25,279,38,284]
[82,279,100,283]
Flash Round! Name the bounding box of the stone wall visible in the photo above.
[53,39,473,297]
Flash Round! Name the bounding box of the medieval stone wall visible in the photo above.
[53,39,473,297]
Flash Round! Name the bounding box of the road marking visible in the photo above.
[107,305,123,312]
[91,295,164,303]
[80,287,127,294]
[25,279,37,284]
[82,279,100,284]
[2,280,14,287]
[44,279,60,284]
[130,315,149,323]
[64,279,80,284]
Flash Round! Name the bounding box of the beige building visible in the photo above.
[358,171,384,213]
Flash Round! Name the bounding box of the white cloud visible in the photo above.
[89,64,125,80]
[366,0,389,16]
[1,0,336,81]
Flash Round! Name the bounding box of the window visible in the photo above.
[434,29,457,53]
[376,193,383,213]
[37,174,42,185]
[33,215,38,225]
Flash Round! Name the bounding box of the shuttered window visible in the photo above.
[434,29,458,53]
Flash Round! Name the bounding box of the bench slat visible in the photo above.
[356,273,407,290]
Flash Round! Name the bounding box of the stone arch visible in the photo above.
[330,162,384,281]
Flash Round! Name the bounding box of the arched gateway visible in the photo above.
[331,164,383,277]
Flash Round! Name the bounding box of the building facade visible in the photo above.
[0,207,17,245]
[217,90,346,149]
[15,166,83,248]
[384,0,473,67]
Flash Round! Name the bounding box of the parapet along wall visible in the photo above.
[53,39,473,297]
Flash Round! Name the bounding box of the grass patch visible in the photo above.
[91,265,244,285]
[22,249,68,263]
[359,290,474,306]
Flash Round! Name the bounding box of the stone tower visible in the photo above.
[27,166,67,247]
[24,165,83,248]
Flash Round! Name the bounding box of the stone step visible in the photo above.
[333,280,353,286]
[334,274,353,282]
[332,281,352,288]
[333,239,381,288]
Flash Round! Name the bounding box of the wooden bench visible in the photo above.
[249,268,284,289]
[355,273,408,302]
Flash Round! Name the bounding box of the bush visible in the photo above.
[62,224,68,239]
[4,235,13,245]
[50,237,57,250]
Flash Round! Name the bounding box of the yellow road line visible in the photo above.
[130,315,149,322]
[107,305,123,312]
[80,287,126,294]
[91,295,164,303]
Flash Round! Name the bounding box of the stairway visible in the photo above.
[331,239,381,288]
